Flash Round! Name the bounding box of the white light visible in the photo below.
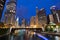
[16,17,19,21]
[13,11,15,13]
[56,26,59,29]
[50,5,56,9]
[40,8,44,11]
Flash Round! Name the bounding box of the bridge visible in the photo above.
[0,27,60,37]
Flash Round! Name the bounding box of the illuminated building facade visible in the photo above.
[15,17,19,27]
[21,18,26,27]
[36,8,47,28]
[50,6,60,23]
[0,0,6,20]
[36,7,39,27]
[49,14,54,23]
[50,6,58,23]
[30,16,36,28]
[4,0,17,26]
[56,10,60,23]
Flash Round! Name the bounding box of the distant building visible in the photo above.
[50,6,60,23]
[21,18,26,27]
[0,0,6,20]
[36,7,39,26]
[49,14,54,23]
[56,10,60,23]
[47,15,50,24]
[4,0,17,26]
[36,8,47,27]
[30,16,36,27]
[36,6,39,14]
[15,17,19,27]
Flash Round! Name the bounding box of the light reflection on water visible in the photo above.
[12,29,48,40]
[0,29,60,40]
[13,30,60,40]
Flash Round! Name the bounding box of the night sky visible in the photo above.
[1,0,60,23]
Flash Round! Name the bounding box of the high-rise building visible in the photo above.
[49,14,54,23]
[50,6,60,23]
[36,7,39,28]
[47,15,50,24]
[15,17,19,28]
[30,16,36,27]
[36,8,47,27]
[21,18,26,27]
[56,10,60,23]
[4,0,17,26]
[0,0,6,20]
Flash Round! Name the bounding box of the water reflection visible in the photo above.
[13,30,60,40]
[12,30,48,40]
[13,29,25,40]
[0,29,60,40]
[44,34,60,40]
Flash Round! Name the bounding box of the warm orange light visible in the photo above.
[30,25,37,28]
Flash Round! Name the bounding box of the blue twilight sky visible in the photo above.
[1,0,60,22]
[16,0,60,20]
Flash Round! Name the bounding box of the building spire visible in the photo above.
[36,6,39,14]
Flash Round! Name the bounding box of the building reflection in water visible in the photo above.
[10,29,48,40]
[13,29,25,40]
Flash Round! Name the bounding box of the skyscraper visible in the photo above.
[36,8,47,27]
[30,16,36,28]
[0,0,6,20]
[15,17,19,28]
[49,14,54,23]
[21,18,26,28]
[36,7,39,28]
[4,0,17,26]
[56,10,60,23]
[47,15,50,24]
[50,6,60,23]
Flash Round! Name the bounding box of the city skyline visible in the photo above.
[1,0,60,23]
[16,0,60,19]
[0,0,60,40]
